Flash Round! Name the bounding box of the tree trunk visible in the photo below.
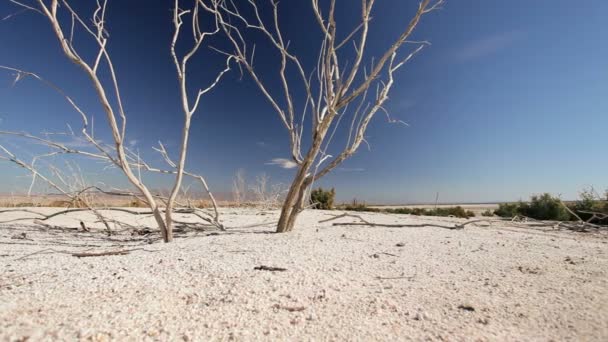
[276,166,311,233]
[276,182,307,233]
[152,206,172,242]
[277,121,334,233]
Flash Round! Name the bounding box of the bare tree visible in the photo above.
[211,0,443,232]
[2,0,230,241]
[249,173,286,209]
[232,168,246,205]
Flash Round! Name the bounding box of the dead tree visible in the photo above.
[2,0,230,241]
[232,169,246,206]
[211,0,443,232]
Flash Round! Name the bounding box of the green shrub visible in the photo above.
[411,208,427,216]
[385,207,413,214]
[494,202,521,218]
[571,188,608,224]
[340,197,382,212]
[431,206,475,218]
[386,206,474,218]
[495,194,572,221]
[481,209,494,217]
[343,203,381,212]
[310,187,335,210]
[521,193,571,221]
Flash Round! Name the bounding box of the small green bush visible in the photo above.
[571,188,608,224]
[387,206,474,218]
[343,203,381,212]
[481,209,494,217]
[310,187,335,210]
[494,194,572,221]
[521,193,571,221]
[431,206,475,218]
[494,202,521,218]
[385,207,413,214]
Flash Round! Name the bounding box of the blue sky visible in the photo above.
[0,0,606,203]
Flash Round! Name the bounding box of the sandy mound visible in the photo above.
[1,208,607,340]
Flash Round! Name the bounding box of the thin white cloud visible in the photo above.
[455,30,523,62]
[337,167,366,172]
[265,158,298,169]
[60,136,93,148]
[129,139,139,148]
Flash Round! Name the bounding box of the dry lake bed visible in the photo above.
[1,208,607,341]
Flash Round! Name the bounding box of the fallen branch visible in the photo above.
[71,248,143,258]
[15,247,157,260]
[0,207,225,234]
[320,213,500,230]
[254,265,287,272]
[319,212,605,233]
[272,304,306,312]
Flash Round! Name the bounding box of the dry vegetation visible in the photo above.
[0,1,605,340]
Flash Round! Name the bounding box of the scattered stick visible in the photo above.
[333,222,465,230]
[321,213,495,230]
[15,248,58,260]
[457,304,475,312]
[254,265,287,272]
[10,232,31,240]
[15,247,157,260]
[318,212,601,234]
[375,276,412,280]
[71,249,140,258]
[340,233,365,242]
[319,213,369,224]
[272,304,306,312]
[376,267,417,281]
[579,210,608,225]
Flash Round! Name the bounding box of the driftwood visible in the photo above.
[15,247,158,260]
[272,304,306,312]
[254,265,287,272]
[579,211,608,224]
[321,212,607,233]
[319,213,499,230]
[0,206,224,237]
[71,249,141,258]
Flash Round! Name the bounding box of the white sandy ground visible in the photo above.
[0,208,607,341]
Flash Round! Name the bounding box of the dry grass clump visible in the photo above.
[123,198,148,208]
[47,199,90,208]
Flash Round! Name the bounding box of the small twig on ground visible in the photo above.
[376,266,417,281]
[321,213,515,230]
[79,221,89,232]
[15,248,58,260]
[319,213,371,224]
[15,247,157,260]
[71,249,142,258]
[340,233,365,242]
[254,265,287,272]
[272,304,306,312]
